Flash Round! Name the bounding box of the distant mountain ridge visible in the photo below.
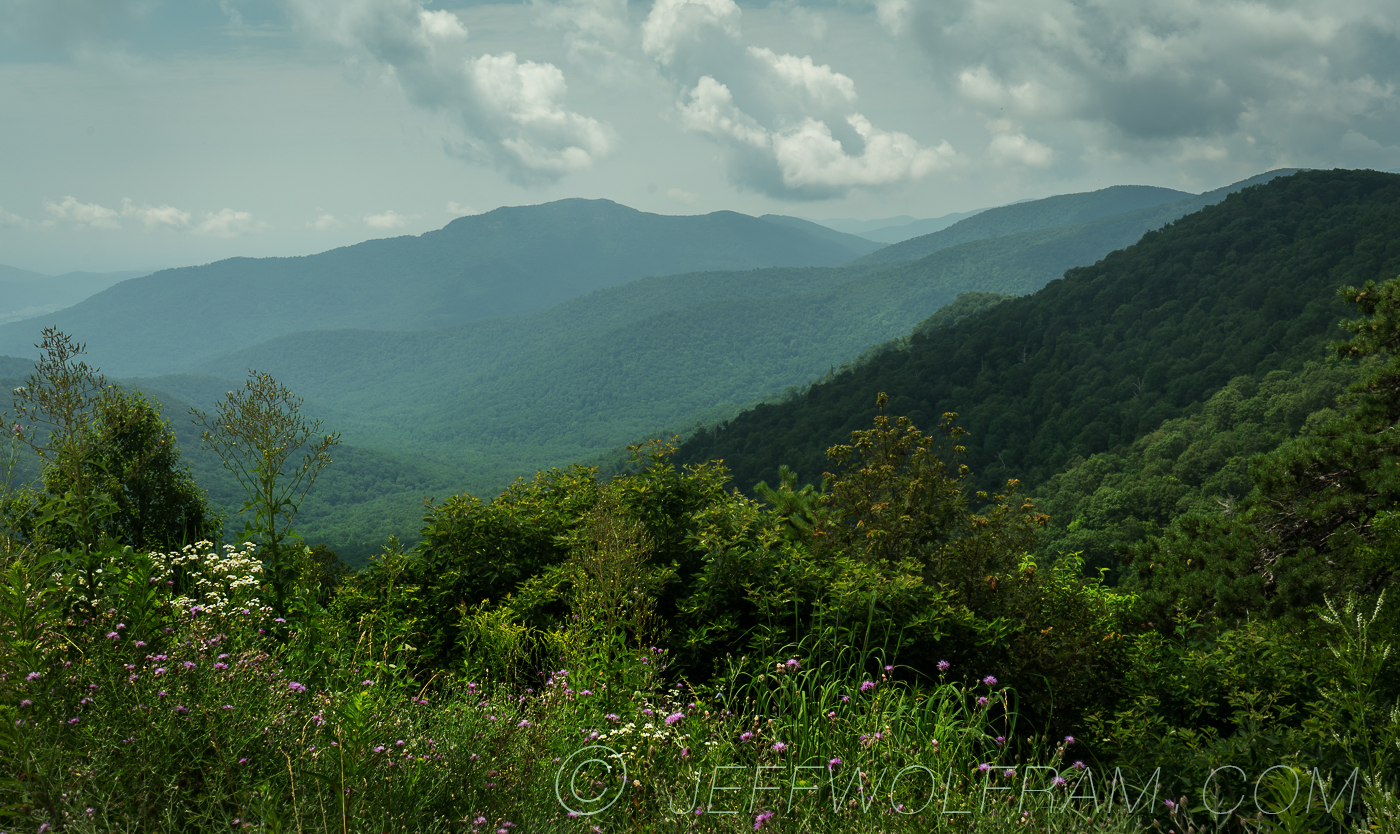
[854,184,1195,265]
[0,199,881,377]
[0,266,151,325]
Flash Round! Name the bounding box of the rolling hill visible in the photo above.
[0,200,881,377]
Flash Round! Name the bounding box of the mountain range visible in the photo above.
[0,169,1326,563]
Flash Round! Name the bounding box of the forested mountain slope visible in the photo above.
[0,200,880,377]
[155,174,1315,510]
[676,169,1400,500]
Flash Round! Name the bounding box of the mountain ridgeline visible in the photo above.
[0,201,881,377]
[677,170,1400,508]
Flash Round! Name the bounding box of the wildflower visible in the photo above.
[223,705,234,710]
[605,714,620,723]
[154,668,167,676]
[665,712,685,726]
[995,735,1006,746]
[754,810,774,830]
[1164,799,1177,812]
[680,747,689,758]
[828,758,842,771]
[183,661,196,670]
[785,658,800,671]
[395,740,405,747]
[374,746,387,753]
[978,763,991,773]
[1064,735,1076,745]
[740,732,754,742]
[238,758,248,764]
[1052,776,1067,787]
[518,720,530,728]
[581,689,593,696]
[107,632,120,640]
[982,675,998,686]
[174,705,189,714]
[827,711,835,718]
[840,695,850,703]
[361,680,373,687]
[311,714,323,725]
[475,818,487,825]
[19,699,31,708]
[771,741,787,753]
[274,617,286,624]
[1004,769,1016,778]
[68,717,79,724]
[288,681,307,693]
[116,623,126,630]
[977,697,989,706]
[884,664,893,672]
[1072,760,1086,770]
[134,641,146,647]
[214,663,228,670]
[860,681,875,692]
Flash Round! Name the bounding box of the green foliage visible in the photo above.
[6,329,216,554]
[1034,361,1361,578]
[1130,275,1400,623]
[680,169,1400,506]
[193,370,340,611]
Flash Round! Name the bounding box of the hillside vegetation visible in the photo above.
[677,169,1400,506]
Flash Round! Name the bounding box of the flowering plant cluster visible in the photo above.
[147,540,270,619]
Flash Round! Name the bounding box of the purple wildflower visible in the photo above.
[982,675,998,686]
[288,681,307,693]
[665,712,685,726]
[860,680,875,692]
[936,660,950,671]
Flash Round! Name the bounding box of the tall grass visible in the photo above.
[0,540,1391,833]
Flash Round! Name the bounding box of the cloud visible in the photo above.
[533,0,636,79]
[286,0,613,185]
[120,198,191,230]
[193,208,265,238]
[446,201,477,216]
[44,196,121,230]
[987,131,1053,168]
[666,187,698,203]
[310,213,343,230]
[364,210,409,229]
[907,0,1400,166]
[0,207,31,230]
[644,0,955,199]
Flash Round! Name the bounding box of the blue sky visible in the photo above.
[2,0,1398,273]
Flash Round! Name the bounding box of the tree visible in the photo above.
[40,389,216,551]
[192,370,339,610]
[8,328,215,553]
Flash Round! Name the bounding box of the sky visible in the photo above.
[2,0,1399,275]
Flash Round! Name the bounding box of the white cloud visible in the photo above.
[120,198,191,230]
[446,201,478,216]
[644,0,955,198]
[0,207,31,230]
[746,47,856,111]
[364,210,409,229]
[44,196,121,229]
[641,0,742,67]
[987,131,1053,167]
[310,213,343,230]
[772,115,956,190]
[666,187,698,203]
[286,0,613,185]
[193,208,265,238]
